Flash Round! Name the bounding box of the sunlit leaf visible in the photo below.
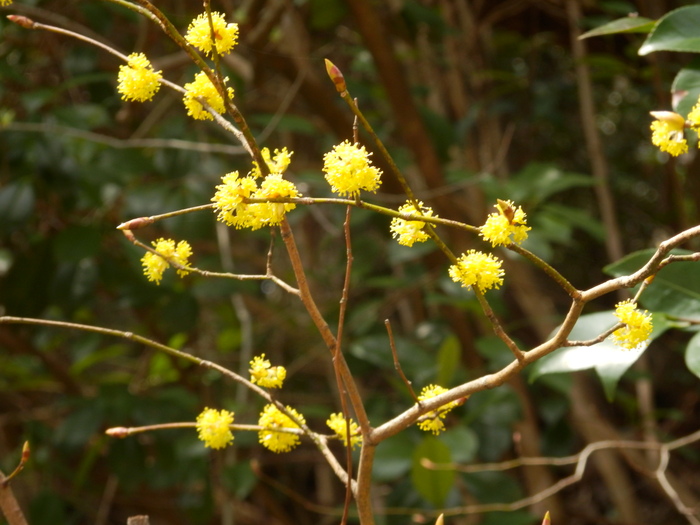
[604,249,700,318]
[639,6,700,55]
[530,312,670,400]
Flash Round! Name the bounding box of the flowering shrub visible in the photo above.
[4,3,700,525]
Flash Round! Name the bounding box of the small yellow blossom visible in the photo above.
[326,413,362,449]
[416,385,464,435]
[117,53,162,102]
[1,1,14,7]
[480,199,531,247]
[141,238,192,285]
[650,111,687,156]
[610,299,653,350]
[258,404,305,453]
[250,354,287,388]
[448,250,504,293]
[211,171,258,227]
[323,140,382,198]
[183,71,234,121]
[251,147,294,178]
[196,408,234,449]
[247,174,300,228]
[185,12,239,56]
[390,201,435,246]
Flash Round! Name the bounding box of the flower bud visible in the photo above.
[324,59,347,93]
[7,15,36,29]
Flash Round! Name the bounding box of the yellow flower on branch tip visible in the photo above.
[610,299,653,350]
[186,12,239,56]
[326,413,362,449]
[448,250,504,293]
[250,354,287,388]
[650,111,687,156]
[141,238,192,285]
[183,71,234,121]
[117,53,162,102]
[251,147,294,178]
[322,140,382,198]
[416,385,464,435]
[390,201,435,247]
[480,199,531,247]
[258,404,305,453]
[196,408,234,449]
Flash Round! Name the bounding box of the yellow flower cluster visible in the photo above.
[1,1,13,6]
[448,250,504,293]
[480,199,530,247]
[183,71,234,121]
[196,408,234,449]
[416,385,464,435]
[649,97,700,157]
[117,53,162,102]
[249,354,286,389]
[141,238,192,285]
[212,148,300,229]
[390,201,435,246]
[323,140,382,198]
[258,404,305,453]
[610,299,653,350]
[326,413,362,449]
[185,12,239,57]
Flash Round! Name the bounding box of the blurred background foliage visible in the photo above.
[1,0,700,524]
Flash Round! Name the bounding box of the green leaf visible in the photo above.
[436,334,460,387]
[440,426,479,464]
[411,436,455,507]
[508,163,595,208]
[579,16,655,40]
[671,63,700,115]
[639,6,700,55]
[530,311,670,400]
[685,331,700,380]
[604,249,700,318]
[373,433,415,481]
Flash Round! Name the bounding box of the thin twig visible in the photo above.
[474,289,524,362]
[417,430,700,524]
[122,230,300,295]
[385,319,419,404]
[1,122,247,155]
[334,205,356,525]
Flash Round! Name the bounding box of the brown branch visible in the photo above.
[278,219,370,435]
[0,470,29,525]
